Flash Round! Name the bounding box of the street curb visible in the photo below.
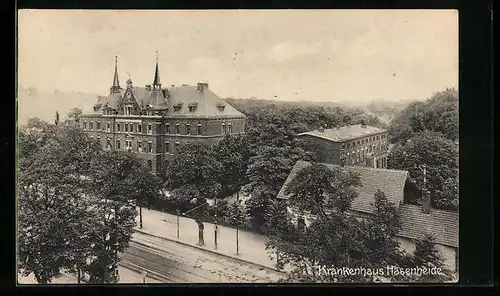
[134,229,285,275]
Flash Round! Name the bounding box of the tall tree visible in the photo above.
[387,131,458,211]
[55,111,60,126]
[18,126,145,284]
[213,135,251,198]
[163,142,222,246]
[67,107,83,123]
[245,146,297,233]
[389,88,458,144]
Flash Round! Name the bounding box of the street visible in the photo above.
[120,231,286,283]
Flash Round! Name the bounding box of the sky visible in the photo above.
[18,10,458,103]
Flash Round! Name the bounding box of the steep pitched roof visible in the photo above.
[86,84,245,118]
[398,204,459,248]
[298,124,387,142]
[276,160,408,214]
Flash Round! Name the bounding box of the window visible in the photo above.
[125,140,132,151]
[186,124,191,135]
[97,121,101,130]
[221,123,226,134]
[106,138,111,149]
[148,124,152,134]
[125,123,129,132]
[116,139,121,150]
[228,123,232,134]
[175,123,180,134]
[137,140,142,152]
[174,141,180,152]
[97,136,101,141]
[148,141,152,153]
[165,123,170,134]
[83,121,87,129]
[165,141,170,153]
[117,123,121,132]
[124,105,133,115]
[138,124,142,133]
[147,160,152,171]
[106,122,110,132]
[196,123,202,135]
[90,121,94,130]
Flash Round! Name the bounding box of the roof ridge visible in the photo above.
[399,203,459,216]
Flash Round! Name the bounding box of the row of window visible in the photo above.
[344,134,388,149]
[341,143,388,165]
[90,136,182,154]
[83,121,234,135]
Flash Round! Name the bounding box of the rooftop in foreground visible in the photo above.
[298,124,387,142]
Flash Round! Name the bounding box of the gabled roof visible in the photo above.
[277,160,459,249]
[398,204,459,248]
[276,160,408,214]
[298,124,387,142]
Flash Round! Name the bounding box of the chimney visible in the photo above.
[422,189,431,214]
[197,82,208,92]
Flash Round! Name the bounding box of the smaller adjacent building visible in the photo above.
[298,123,389,168]
[276,160,459,272]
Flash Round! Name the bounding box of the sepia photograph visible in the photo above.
[17,9,459,284]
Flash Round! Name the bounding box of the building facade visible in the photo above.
[298,124,389,168]
[80,55,246,175]
[276,161,459,273]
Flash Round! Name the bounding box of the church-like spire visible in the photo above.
[152,50,161,89]
[110,56,121,94]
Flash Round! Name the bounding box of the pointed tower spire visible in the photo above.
[110,55,121,94]
[152,50,161,89]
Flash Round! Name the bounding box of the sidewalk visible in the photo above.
[135,207,280,272]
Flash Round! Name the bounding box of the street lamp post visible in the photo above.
[214,198,218,250]
[236,191,239,255]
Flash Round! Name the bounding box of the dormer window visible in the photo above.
[217,103,225,112]
[124,105,133,115]
[173,103,183,112]
[188,103,198,112]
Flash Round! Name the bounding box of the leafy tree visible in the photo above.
[391,234,454,283]
[18,126,145,284]
[387,131,458,211]
[67,107,83,123]
[245,146,298,233]
[226,200,248,228]
[363,190,403,268]
[163,142,222,246]
[213,135,251,198]
[388,88,458,144]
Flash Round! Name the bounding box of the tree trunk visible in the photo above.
[139,205,143,229]
[197,221,205,246]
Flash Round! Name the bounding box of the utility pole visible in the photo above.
[176,208,180,239]
[214,198,218,250]
[236,191,239,255]
[139,202,143,229]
